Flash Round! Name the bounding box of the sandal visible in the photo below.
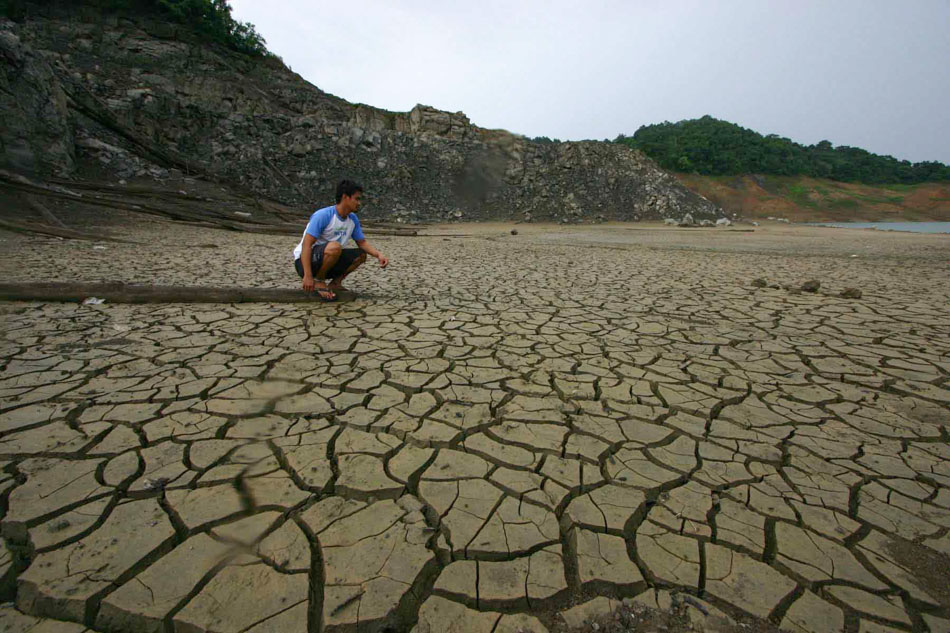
[314,283,337,302]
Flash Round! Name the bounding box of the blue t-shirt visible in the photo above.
[292,205,365,260]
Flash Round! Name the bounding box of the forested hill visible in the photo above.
[615,116,950,185]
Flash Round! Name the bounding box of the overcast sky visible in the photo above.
[229,0,950,164]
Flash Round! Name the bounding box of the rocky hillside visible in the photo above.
[676,173,950,222]
[0,3,720,224]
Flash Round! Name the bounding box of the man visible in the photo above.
[293,180,389,301]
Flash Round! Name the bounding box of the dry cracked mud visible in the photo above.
[0,219,948,633]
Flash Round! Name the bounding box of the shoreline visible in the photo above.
[799,220,950,234]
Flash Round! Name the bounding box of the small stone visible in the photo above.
[510,229,518,235]
[751,278,767,288]
[801,280,821,292]
[841,288,862,299]
[142,477,170,491]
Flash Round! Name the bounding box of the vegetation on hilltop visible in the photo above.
[0,0,269,56]
[676,172,950,222]
[616,116,950,184]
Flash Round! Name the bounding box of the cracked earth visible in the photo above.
[0,220,948,633]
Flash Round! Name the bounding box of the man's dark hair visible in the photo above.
[336,179,364,203]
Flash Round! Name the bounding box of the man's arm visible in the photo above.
[301,233,317,291]
[355,239,389,268]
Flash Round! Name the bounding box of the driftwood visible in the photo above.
[1,171,419,237]
[0,217,138,243]
[263,156,306,199]
[62,82,209,176]
[25,194,68,228]
[255,197,299,223]
[4,172,277,229]
[0,282,355,304]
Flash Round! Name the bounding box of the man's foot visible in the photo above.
[327,281,350,293]
[315,282,336,302]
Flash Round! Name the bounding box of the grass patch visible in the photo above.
[827,199,859,209]
[879,183,918,192]
[785,184,816,207]
[847,192,905,205]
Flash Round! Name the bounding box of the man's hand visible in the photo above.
[302,275,315,292]
[378,254,389,269]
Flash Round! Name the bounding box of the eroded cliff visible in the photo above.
[1,4,720,223]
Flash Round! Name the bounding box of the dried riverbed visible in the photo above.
[0,220,948,633]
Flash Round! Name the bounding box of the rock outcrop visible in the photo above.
[0,5,720,223]
[0,20,73,176]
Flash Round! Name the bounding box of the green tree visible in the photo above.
[614,116,950,184]
[157,0,268,55]
[2,0,269,57]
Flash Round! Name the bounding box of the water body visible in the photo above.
[806,222,950,234]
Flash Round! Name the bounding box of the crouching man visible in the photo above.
[293,180,389,301]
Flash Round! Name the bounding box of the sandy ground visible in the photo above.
[0,218,948,633]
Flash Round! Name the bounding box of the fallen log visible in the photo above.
[361,221,429,230]
[62,82,210,177]
[0,218,138,243]
[4,172,422,237]
[362,228,419,236]
[263,156,306,199]
[24,195,68,228]
[0,282,355,304]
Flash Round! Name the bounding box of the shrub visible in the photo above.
[0,0,269,57]
[157,0,267,56]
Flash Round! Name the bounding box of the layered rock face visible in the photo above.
[0,21,73,176]
[1,6,720,222]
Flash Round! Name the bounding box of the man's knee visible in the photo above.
[324,242,342,258]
